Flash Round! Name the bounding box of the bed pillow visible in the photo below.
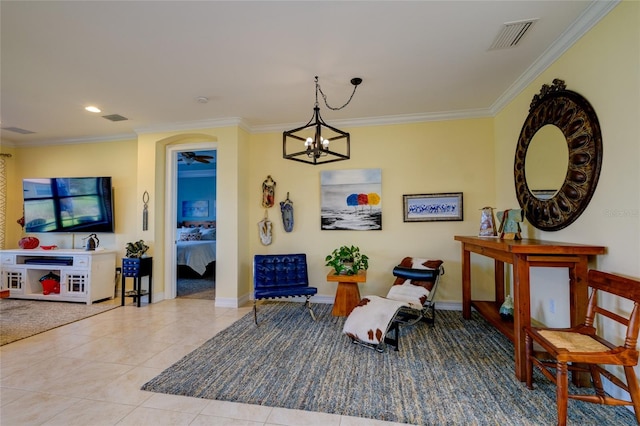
[178,227,201,240]
[179,231,201,241]
[200,227,216,240]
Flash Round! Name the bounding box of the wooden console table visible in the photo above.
[327,270,367,316]
[454,236,605,383]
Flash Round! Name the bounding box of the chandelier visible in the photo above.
[283,76,362,165]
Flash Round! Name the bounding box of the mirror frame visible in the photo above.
[514,79,602,231]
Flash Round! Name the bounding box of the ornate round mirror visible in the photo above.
[514,79,603,231]
[525,124,568,199]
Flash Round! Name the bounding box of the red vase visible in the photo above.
[19,236,39,249]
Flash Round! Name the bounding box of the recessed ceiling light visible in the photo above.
[85,106,101,113]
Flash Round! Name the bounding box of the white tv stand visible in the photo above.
[0,249,116,304]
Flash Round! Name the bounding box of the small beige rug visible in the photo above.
[0,298,119,345]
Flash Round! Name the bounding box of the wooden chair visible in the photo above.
[524,270,640,425]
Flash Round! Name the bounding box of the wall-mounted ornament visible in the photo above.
[497,209,524,240]
[142,191,150,231]
[262,175,276,208]
[280,192,294,232]
[258,210,272,245]
[478,206,497,236]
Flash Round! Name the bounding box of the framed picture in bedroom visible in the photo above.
[182,200,208,218]
[403,192,463,222]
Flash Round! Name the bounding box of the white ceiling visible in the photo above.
[0,1,617,146]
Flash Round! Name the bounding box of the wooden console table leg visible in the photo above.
[569,261,589,330]
[513,255,531,382]
[570,259,591,387]
[462,245,471,319]
[495,259,505,306]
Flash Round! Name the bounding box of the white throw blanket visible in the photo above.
[387,282,429,309]
[343,296,406,345]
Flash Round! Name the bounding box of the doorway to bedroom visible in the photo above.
[176,149,217,300]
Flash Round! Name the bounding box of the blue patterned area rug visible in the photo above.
[142,302,636,425]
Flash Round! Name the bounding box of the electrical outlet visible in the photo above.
[116,267,122,274]
[549,299,555,314]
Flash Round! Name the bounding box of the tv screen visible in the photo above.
[23,177,115,233]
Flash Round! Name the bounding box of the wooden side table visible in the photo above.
[327,269,367,316]
[121,257,153,307]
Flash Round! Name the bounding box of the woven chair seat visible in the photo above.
[538,330,610,353]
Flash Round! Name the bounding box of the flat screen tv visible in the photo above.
[23,177,115,233]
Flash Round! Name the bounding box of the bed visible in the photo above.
[177,221,216,277]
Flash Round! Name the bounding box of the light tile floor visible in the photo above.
[1,298,406,426]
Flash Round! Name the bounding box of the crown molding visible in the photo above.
[135,117,250,135]
[489,0,620,115]
[1,133,137,148]
[252,108,492,134]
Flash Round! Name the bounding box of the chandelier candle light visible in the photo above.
[283,76,362,165]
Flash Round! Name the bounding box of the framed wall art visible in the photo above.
[182,200,209,218]
[403,192,463,222]
[320,168,382,230]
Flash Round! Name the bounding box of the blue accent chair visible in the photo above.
[253,254,317,324]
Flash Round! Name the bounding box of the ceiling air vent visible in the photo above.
[489,19,538,50]
[1,126,36,134]
[102,114,128,122]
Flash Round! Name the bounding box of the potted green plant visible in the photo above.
[125,240,149,258]
[325,245,369,275]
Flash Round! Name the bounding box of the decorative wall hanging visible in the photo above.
[478,206,497,236]
[320,169,382,230]
[280,192,294,232]
[514,79,603,231]
[182,200,209,218]
[142,191,150,231]
[258,210,272,245]
[283,76,362,165]
[496,209,524,240]
[261,175,276,208]
[403,193,463,222]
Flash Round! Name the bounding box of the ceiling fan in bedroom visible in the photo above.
[178,151,214,165]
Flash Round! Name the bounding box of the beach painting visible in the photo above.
[321,169,382,230]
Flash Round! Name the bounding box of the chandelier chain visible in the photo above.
[316,76,360,111]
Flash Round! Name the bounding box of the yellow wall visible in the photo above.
[249,119,495,302]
